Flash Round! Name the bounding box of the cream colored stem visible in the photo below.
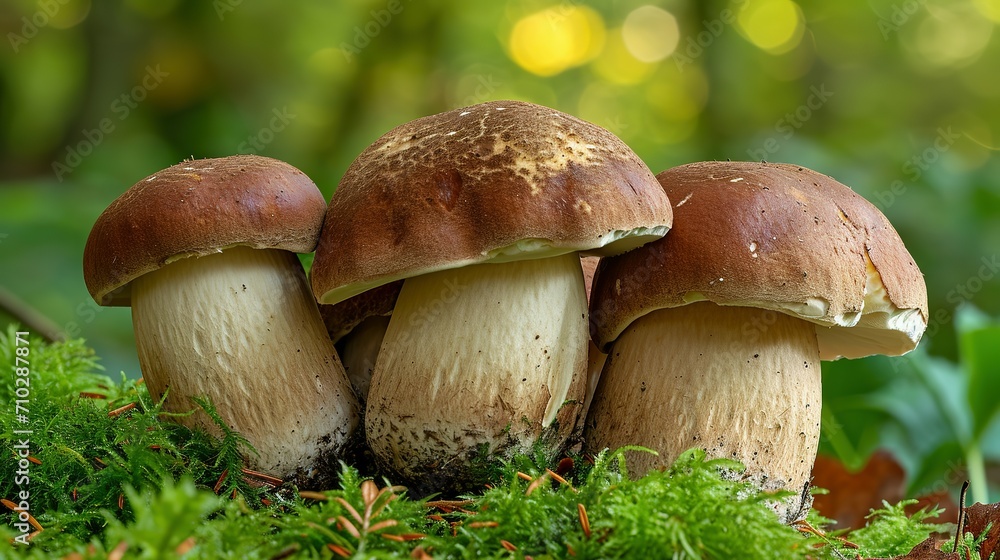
[582,340,607,424]
[585,301,821,522]
[366,253,588,484]
[338,315,390,402]
[131,246,359,479]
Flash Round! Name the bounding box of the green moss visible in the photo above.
[0,328,973,559]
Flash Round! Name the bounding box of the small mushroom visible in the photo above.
[83,155,359,482]
[318,281,401,403]
[311,101,673,492]
[579,256,607,421]
[586,161,928,522]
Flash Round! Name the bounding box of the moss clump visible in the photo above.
[0,327,960,558]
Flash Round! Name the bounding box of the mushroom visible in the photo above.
[318,281,401,403]
[580,256,608,421]
[311,101,673,491]
[83,155,360,482]
[585,161,928,522]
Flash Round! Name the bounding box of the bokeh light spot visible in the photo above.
[49,0,91,30]
[646,65,709,123]
[622,5,680,63]
[737,0,805,54]
[508,6,606,76]
[903,4,993,70]
[591,29,655,85]
[972,0,1000,22]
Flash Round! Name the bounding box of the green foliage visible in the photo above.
[1,331,986,559]
[0,325,264,549]
[842,500,950,558]
[822,305,1000,505]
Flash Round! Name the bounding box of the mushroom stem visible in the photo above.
[131,246,359,479]
[582,340,608,424]
[337,315,390,403]
[366,252,588,488]
[585,301,821,522]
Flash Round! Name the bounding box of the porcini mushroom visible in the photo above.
[83,155,359,482]
[319,281,401,403]
[586,161,928,522]
[311,101,673,491]
[580,256,608,420]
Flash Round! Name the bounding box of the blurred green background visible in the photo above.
[1,0,998,503]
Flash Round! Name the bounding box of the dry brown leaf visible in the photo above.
[961,502,1000,558]
[812,450,906,530]
[867,537,959,560]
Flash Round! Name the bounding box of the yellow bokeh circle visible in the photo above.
[737,0,805,54]
[509,6,606,76]
[622,5,680,63]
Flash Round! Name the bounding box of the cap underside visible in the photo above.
[319,224,667,305]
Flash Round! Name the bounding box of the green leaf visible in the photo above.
[903,439,965,498]
[959,316,1000,442]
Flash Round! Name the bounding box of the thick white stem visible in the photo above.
[366,253,588,485]
[131,246,359,479]
[585,301,821,522]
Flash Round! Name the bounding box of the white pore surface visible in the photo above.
[679,256,924,360]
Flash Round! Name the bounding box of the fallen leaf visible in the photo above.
[812,450,906,530]
[961,501,1000,558]
[867,537,958,560]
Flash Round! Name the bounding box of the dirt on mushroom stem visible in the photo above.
[131,246,360,481]
[364,252,589,493]
[584,300,822,523]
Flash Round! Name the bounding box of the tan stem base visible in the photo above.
[131,247,359,479]
[584,301,821,522]
[366,253,588,490]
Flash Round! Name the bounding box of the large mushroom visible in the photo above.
[585,161,927,522]
[311,100,673,491]
[83,155,359,482]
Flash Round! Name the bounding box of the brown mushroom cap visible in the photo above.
[590,161,928,360]
[83,155,327,306]
[311,100,673,305]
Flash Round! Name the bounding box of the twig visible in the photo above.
[955,480,969,553]
[0,285,65,342]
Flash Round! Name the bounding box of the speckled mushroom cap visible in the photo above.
[311,100,673,305]
[84,155,326,306]
[590,161,928,360]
